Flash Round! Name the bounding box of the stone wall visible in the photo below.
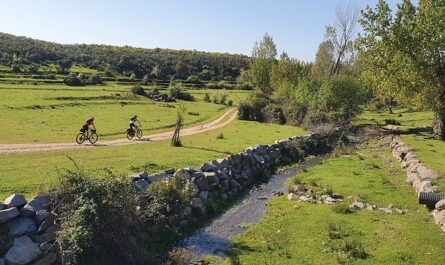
[389,136,445,232]
[0,133,335,265]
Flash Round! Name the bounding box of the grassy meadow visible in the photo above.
[212,140,445,265]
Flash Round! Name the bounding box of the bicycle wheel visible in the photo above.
[89,133,98,144]
[126,129,134,140]
[136,129,143,139]
[76,133,85,144]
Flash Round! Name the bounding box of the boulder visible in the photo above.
[418,181,433,193]
[350,202,365,209]
[229,179,241,190]
[38,216,54,233]
[8,217,36,236]
[200,163,217,172]
[193,174,209,191]
[0,207,20,223]
[211,160,224,170]
[34,210,50,225]
[199,191,209,201]
[5,236,42,265]
[287,193,299,200]
[204,172,219,185]
[134,179,149,192]
[290,185,305,193]
[0,203,4,210]
[0,258,4,265]
[217,158,230,168]
[150,172,171,183]
[433,210,445,225]
[221,193,229,201]
[4,194,27,208]
[39,242,54,252]
[32,224,58,243]
[183,207,192,216]
[417,166,441,180]
[139,171,149,179]
[21,195,50,217]
[190,198,203,208]
[379,207,393,214]
[173,168,191,180]
[435,199,445,211]
[31,252,57,265]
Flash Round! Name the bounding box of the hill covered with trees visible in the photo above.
[0,32,249,81]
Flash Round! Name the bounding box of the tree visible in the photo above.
[311,40,335,79]
[249,33,277,93]
[359,0,445,139]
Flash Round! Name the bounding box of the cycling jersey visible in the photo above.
[84,119,94,127]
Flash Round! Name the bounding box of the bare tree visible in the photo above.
[326,2,359,76]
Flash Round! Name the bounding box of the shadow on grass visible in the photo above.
[181,145,233,155]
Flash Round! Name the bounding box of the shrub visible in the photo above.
[228,99,233,106]
[169,86,194,101]
[342,240,367,259]
[51,167,144,264]
[237,92,271,121]
[216,133,224,139]
[63,76,82,86]
[131,85,147,96]
[333,202,356,214]
[203,93,211,102]
[384,119,401,125]
[327,222,349,239]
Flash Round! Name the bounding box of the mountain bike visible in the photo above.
[76,128,98,144]
[126,126,142,140]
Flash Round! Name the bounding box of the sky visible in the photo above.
[0,0,405,62]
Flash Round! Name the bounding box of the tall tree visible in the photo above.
[359,0,445,139]
[249,33,277,93]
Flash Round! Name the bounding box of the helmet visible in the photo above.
[91,117,95,120]
[134,115,137,118]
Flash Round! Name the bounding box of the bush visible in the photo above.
[333,202,356,214]
[227,99,233,106]
[169,86,194,101]
[51,168,145,264]
[384,119,401,125]
[63,76,82,86]
[131,85,147,96]
[216,133,224,139]
[237,92,271,121]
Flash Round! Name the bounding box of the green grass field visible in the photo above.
[0,120,306,199]
[0,82,249,143]
[215,141,445,264]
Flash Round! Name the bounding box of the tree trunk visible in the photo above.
[433,108,445,140]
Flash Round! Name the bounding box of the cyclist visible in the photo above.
[82,117,96,137]
[129,115,141,132]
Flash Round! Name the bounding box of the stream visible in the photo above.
[178,156,325,260]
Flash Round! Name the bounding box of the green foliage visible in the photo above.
[131,85,147,96]
[332,202,356,214]
[203,92,211,102]
[216,133,224,139]
[359,0,445,138]
[169,83,194,101]
[52,167,143,265]
[249,33,277,93]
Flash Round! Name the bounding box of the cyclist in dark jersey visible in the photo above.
[129,115,140,132]
[83,117,96,137]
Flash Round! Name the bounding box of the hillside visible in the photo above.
[0,32,249,80]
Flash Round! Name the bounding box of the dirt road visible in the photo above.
[0,108,237,154]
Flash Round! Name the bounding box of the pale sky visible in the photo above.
[0,0,405,61]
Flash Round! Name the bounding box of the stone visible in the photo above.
[173,168,191,179]
[200,163,217,172]
[221,193,229,200]
[150,172,171,183]
[4,194,27,208]
[31,253,57,265]
[350,202,365,209]
[164,168,176,174]
[134,179,149,192]
[8,217,36,236]
[199,191,209,201]
[229,179,241,190]
[433,210,445,225]
[418,181,433,193]
[217,158,230,168]
[21,195,51,217]
[324,197,337,203]
[32,224,58,243]
[193,174,209,191]
[435,199,445,211]
[190,198,203,208]
[38,216,54,233]
[0,258,4,265]
[204,172,219,185]
[332,193,343,199]
[290,185,305,193]
[0,207,20,223]
[211,160,224,170]
[287,193,300,201]
[417,166,441,180]
[379,207,393,214]
[0,203,4,210]
[5,236,42,265]
[183,207,192,216]
[299,195,310,202]
[129,175,141,181]
[139,171,149,179]
[39,242,54,252]
[34,210,50,225]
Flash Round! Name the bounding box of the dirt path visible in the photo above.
[0,108,237,154]
[179,156,326,260]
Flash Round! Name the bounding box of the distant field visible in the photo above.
[355,108,433,129]
[216,141,445,264]
[0,120,306,199]
[0,82,248,143]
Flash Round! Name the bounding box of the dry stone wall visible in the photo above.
[390,136,445,232]
[0,133,335,265]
